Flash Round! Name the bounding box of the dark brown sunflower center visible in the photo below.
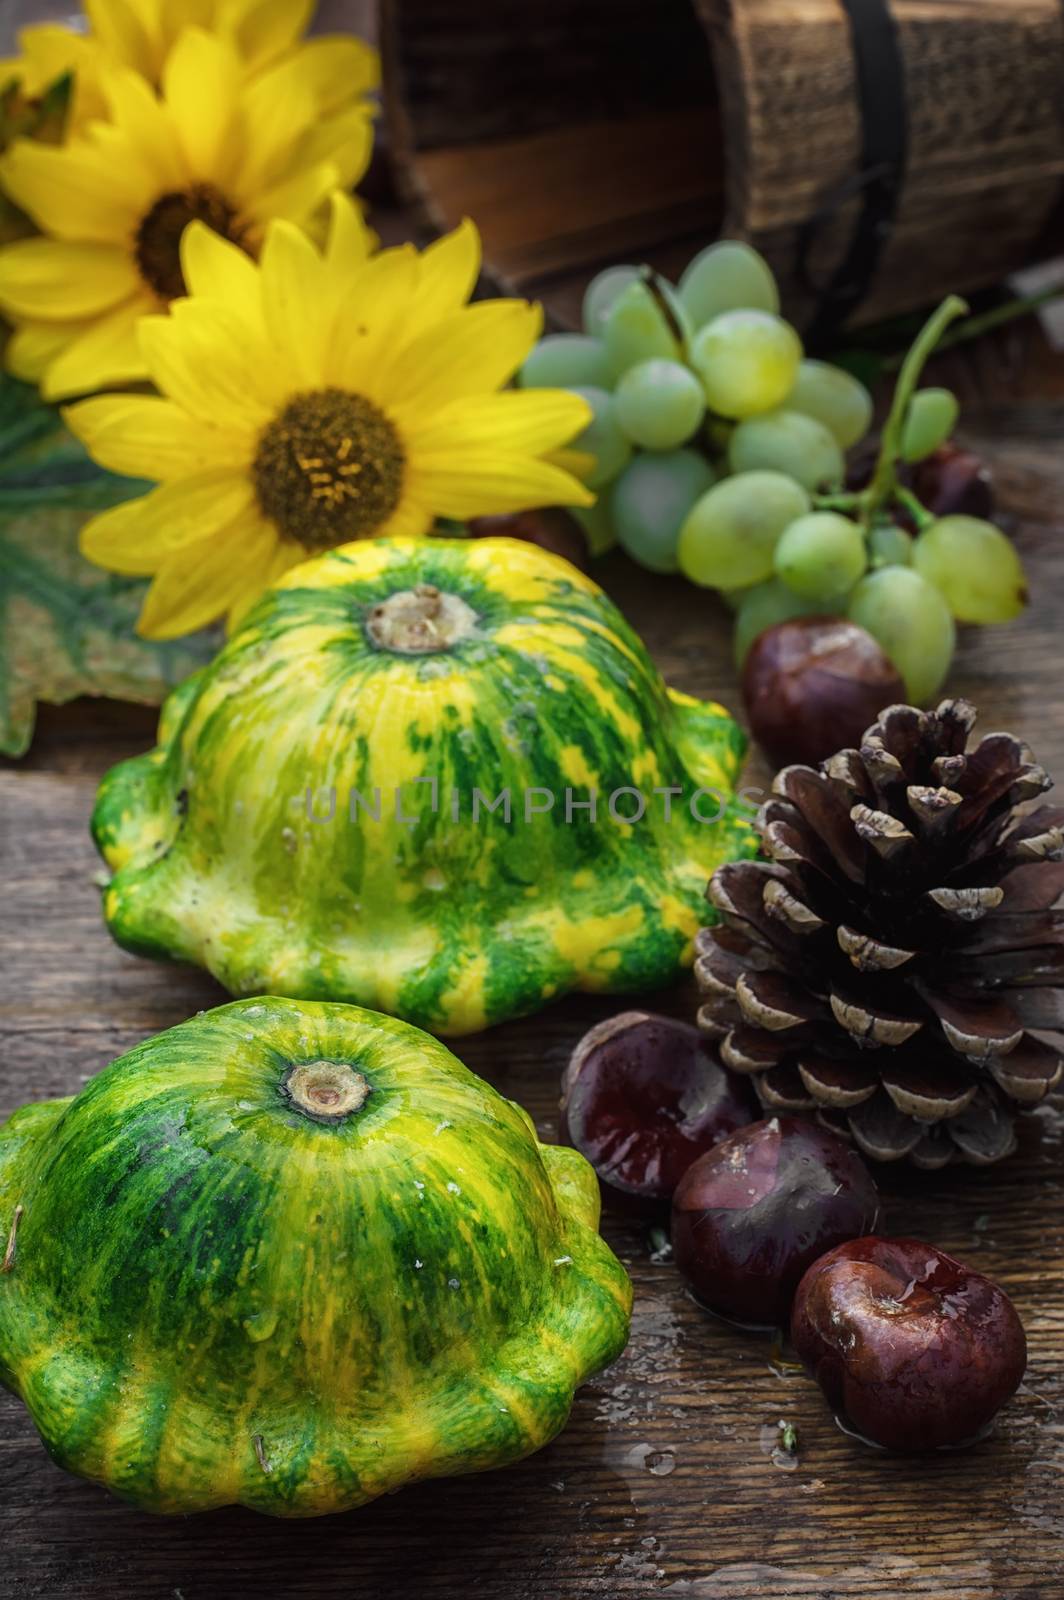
[135,184,241,300]
[252,388,405,550]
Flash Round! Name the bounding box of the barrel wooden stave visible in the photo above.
[383,0,1064,332]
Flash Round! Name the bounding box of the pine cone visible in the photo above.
[695,700,1064,1167]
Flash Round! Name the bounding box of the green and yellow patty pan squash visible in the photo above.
[93,536,754,1033]
[0,997,632,1517]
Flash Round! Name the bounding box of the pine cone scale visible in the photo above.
[1000,860,1064,911]
[759,1063,816,1111]
[991,1038,1062,1103]
[698,699,1064,1166]
[798,1054,879,1107]
[879,1058,976,1121]
[918,989,1024,1058]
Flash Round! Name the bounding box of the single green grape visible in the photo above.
[900,388,959,463]
[569,385,632,489]
[610,449,717,573]
[719,581,756,612]
[732,579,828,668]
[602,277,691,378]
[582,265,641,337]
[614,358,706,450]
[847,566,955,703]
[774,511,867,600]
[728,408,844,493]
[677,240,779,327]
[677,470,810,589]
[571,497,616,556]
[868,523,914,569]
[689,311,802,420]
[785,358,874,449]
[519,334,612,390]
[911,515,1027,622]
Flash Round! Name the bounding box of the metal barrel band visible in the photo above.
[796,0,908,348]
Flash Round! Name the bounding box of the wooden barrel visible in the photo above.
[380,0,1064,340]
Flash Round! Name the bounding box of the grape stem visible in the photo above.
[892,485,936,532]
[640,266,688,359]
[812,295,969,530]
[814,491,862,513]
[882,279,1064,369]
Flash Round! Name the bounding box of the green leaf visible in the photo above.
[0,375,218,757]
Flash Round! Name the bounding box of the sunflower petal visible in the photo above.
[374,496,435,541]
[5,318,91,383]
[416,389,592,456]
[410,450,595,518]
[138,303,279,424]
[138,511,278,639]
[226,533,306,632]
[385,300,543,415]
[411,219,481,327]
[226,0,315,74]
[326,244,421,389]
[0,237,139,320]
[83,0,155,78]
[64,394,252,481]
[232,59,318,195]
[300,105,374,192]
[0,136,142,241]
[99,64,187,190]
[162,27,240,181]
[79,497,166,576]
[8,24,93,99]
[258,219,328,383]
[81,469,257,579]
[272,35,379,113]
[240,158,339,232]
[323,190,375,278]
[41,292,156,400]
[179,220,261,312]
[548,446,598,481]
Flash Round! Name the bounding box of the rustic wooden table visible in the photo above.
[2,319,1063,1599]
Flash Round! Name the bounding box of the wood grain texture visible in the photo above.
[2,320,1064,1597]
[383,0,1064,336]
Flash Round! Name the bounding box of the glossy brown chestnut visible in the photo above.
[467,508,589,570]
[561,1011,757,1208]
[790,1236,1027,1452]
[742,617,905,770]
[671,1116,879,1327]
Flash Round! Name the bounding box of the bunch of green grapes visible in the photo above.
[518,246,1027,705]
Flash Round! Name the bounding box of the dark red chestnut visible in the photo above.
[561,1011,757,1208]
[849,440,994,529]
[671,1116,879,1328]
[912,443,994,521]
[742,617,905,770]
[791,1237,1027,1452]
[467,508,589,570]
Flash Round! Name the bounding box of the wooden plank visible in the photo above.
[2,322,1064,1593]
[401,111,725,283]
[381,0,717,151]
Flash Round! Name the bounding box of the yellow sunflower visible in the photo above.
[1,0,376,136]
[64,196,594,639]
[0,26,374,399]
